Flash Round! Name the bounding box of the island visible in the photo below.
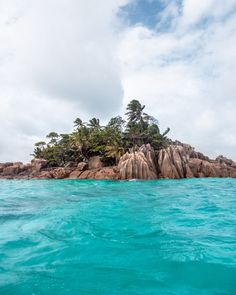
[1,100,236,180]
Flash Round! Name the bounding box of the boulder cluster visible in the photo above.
[1,144,236,180]
[157,145,236,178]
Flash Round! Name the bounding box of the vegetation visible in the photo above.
[33,100,170,167]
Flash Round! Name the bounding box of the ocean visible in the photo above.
[0,178,236,294]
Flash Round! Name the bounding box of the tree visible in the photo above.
[125,99,146,124]
[34,141,46,149]
[73,118,84,129]
[162,127,170,137]
[125,100,149,146]
[87,118,100,129]
[143,114,159,126]
[105,143,124,164]
[33,141,46,158]
[107,116,125,132]
[46,132,59,145]
[32,99,170,167]
[70,126,90,155]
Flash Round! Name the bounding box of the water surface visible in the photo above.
[0,178,236,294]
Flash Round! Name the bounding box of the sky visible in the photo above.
[0,0,236,162]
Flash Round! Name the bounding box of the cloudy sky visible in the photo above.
[0,0,236,162]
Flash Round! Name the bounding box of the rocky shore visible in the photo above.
[1,144,236,180]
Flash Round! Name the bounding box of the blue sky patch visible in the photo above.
[119,0,166,28]
[119,0,182,30]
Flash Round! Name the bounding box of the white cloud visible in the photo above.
[0,0,128,162]
[120,0,236,160]
[180,0,214,26]
[179,0,236,28]
[1,0,236,162]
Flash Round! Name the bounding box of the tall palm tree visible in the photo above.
[125,99,145,123]
[73,117,84,129]
[71,125,90,150]
[88,118,100,129]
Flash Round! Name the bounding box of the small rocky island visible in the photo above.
[1,100,236,180]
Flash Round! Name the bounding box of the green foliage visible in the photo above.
[87,118,100,129]
[32,100,170,167]
[125,99,145,123]
[73,117,84,129]
[46,132,59,145]
[107,116,125,132]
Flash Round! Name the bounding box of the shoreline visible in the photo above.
[1,177,235,181]
[1,144,236,180]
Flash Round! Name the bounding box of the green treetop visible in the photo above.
[32,100,170,167]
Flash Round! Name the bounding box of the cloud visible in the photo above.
[119,0,236,160]
[180,0,215,26]
[0,0,128,162]
[180,0,236,28]
[1,0,236,162]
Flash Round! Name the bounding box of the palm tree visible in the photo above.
[88,118,100,129]
[125,99,145,123]
[70,126,90,159]
[73,117,84,129]
[125,100,149,146]
[162,127,170,137]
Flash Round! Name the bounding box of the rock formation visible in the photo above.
[75,166,119,180]
[157,145,236,179]
[31,159,48,172]
[88,156,103,170]
[118,144,157,179]
[0,162,31,178]
[1,144,236,180]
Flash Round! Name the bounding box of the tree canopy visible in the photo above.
[33,100,170,167]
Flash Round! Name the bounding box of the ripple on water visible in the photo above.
[0,178,236,294]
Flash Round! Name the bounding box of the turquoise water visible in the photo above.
[0,179,236,295]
